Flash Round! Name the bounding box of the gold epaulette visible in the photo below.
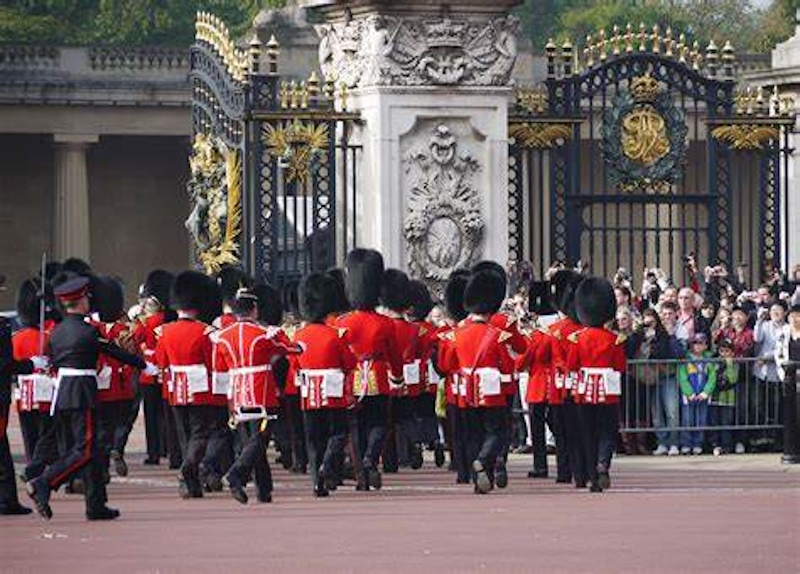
[438,330,456,342]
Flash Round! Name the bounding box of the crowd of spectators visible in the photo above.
[505,258,800,457]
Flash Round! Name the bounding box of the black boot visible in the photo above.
[86,506,121,520]
[25,479,52,520]
[223,471,248,505]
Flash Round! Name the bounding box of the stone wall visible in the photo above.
[0,134,190,310]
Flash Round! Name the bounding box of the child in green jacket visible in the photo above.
[678,333,717,455]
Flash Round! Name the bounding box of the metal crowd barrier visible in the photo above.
[620,357,785,434]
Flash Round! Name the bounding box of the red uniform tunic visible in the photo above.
[517,328,563,405]
[438,318,513,409]
[154,318,224,407]
[134,311,169,386]
[548,317,583,396]
[213,319,299,411]
[335,310,403,397]
[388,315,427,398]
[435,324,460,406]
[566,327,626,405]
[12,321,56,413]
[291,323,357,410]
[278,323,300,398]
[95,320,137,403]
[490,313,527,396]
[214,313,237,330]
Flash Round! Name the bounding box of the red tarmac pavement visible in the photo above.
[2,412,799,573]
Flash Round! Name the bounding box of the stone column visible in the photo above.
[305,0,520,290]
[53,134,97,261]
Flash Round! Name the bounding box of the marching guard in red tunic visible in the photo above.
[91,276,140,480]
[292,273,357,496]
[214,288,301,504]
[438,270,514,494]
[154,271,227,499]
[133,269,180,468]
[566,277,625,492]
[336,249,404,490]
[548,269,586,487]
[13,278,58,480]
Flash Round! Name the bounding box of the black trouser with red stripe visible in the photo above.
[304,408,348,491]
[0,402,24,510]
[38,407,106,512]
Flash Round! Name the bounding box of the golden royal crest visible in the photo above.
[621,105,670,166]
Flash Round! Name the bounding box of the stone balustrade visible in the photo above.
[89,46,190,71]
[0,44,58,69]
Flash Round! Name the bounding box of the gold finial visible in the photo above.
[279,81,289,109]
[612,25,622,55]
[585,34,595,67]
[721,40,735,78]
[691,40,702,71]
[248,36,262,76]
[664,27,674,58]
[625,23,634,53]
[323,75,336,101]
[562,38,574,76]
[598,29,607,61]
[755,85,765,113]
[546,37,557,78]
[651,25,661,54]
[307,70,320,99]
[266,34,280,75]
[339,82,349,112]
[289,80,299,109]
[678,33,688,64]
[638,22,647,52]
[706,39,718,76]
[299,81,310,109]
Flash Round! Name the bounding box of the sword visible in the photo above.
[38,252,47,357]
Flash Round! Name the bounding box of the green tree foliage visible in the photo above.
[0,1,284,46]
[518,0,796,54]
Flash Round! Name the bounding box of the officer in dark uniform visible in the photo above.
[1,273,48,515]
[26,274,146,520]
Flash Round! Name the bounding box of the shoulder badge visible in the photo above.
[338,328,348,339]
[418,325,429,337]
[566,330,582,344]
[498,330,513,344]
[438,330,456,342]
[505,315,517,328]
[615,333,627,346]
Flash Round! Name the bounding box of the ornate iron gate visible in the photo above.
[509,26,794,286]
[188,13,361,285]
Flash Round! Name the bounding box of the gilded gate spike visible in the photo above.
[664,27,674,58]
[612,25,622,55]
[651,25,661,54]
[585,34,595,67]
[638,22,647,51]
[339,82,349,111]
[562,39,574,76]
[598,29,607,61]
[279,81,289,109]
[755,86,765,113]
[299,81,309,109]
[691,40,702,71]
[678,33,687,64]
[625,23,634,53]
[289,80,299,109]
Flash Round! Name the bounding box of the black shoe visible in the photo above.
[168,460,181,470]
[555,476,572,484]
[589,483,603,493]
[473,461,491,494]
[515,444,533,455]
[0,503,33,516]
[495,463,508,489]
[456,476,471,485]
[86,506,121,520]
[574,481,587,489]
[257,493,272,503]
[178,477,192,500]
[410,445,424,470]
[143,457,160,466]
[314,486,330,498]
[597,471,611,490]
[223,473,248,505]
[111,450,128,477]
[367,467,382,490]
[26,480,52,520]
[527,470,549,479]
[434,444,445,468]
[291,464,308,475]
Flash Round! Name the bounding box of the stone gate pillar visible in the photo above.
[53,134,97,262]
[303,0,520,288]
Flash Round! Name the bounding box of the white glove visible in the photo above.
[31,355,50,370]
[144,362,161,377]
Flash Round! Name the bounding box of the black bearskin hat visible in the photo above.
[142,269,174,307]
[43,262,63,283]
[463,270,505,315]
[299,272,335,323]
[529,280,557,316]
[471,260,508,296]
[62,257,92,277]
[326,267,350,314]
[380,268,410,312]
[253,282,283,326]
[575,277,617,328]
[217,265,250,305]
[444,269,471,321]
[172,271,210,313]
[16,277,58,328]
[345,248,384,310]
[92,276,125,323]
[550,269,583,322]
[407,280,434,322]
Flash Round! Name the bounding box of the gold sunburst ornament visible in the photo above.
[711,124,779,150]
[263,120,329,184]
[509,123,572,149]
